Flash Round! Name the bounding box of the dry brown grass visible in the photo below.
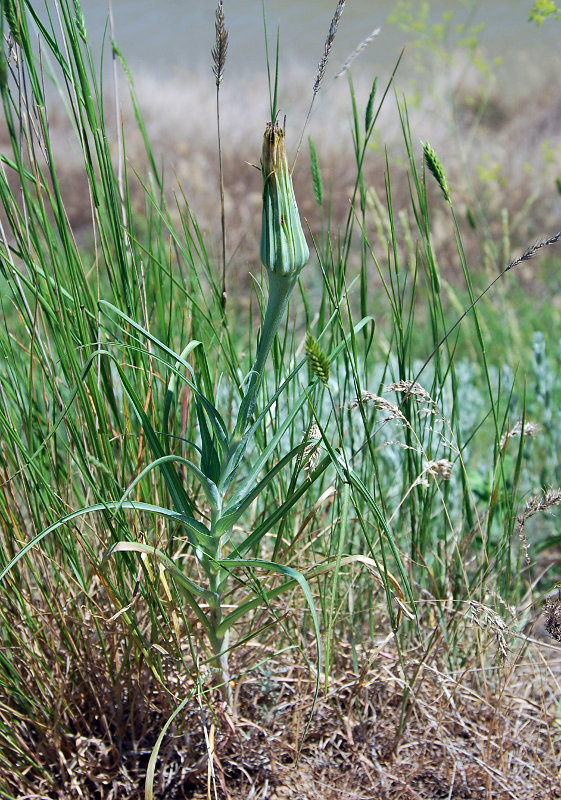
[2,586,560,800]
[181,636,561,800]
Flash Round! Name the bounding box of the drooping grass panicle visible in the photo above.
[404,459,453,498]
[212,0,228,88]
[499,420,540,450]
[506,230,561,271]
[517,489,561,564]
[313,0,346,98]
[468,602,511,661]
[425,459,453,480]
[349,392,409,427]
[386,380,433,404]
[422,140,451,203]
[335,27,381,79]
[519,489,561,520]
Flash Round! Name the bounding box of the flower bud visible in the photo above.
[260,122,309,276]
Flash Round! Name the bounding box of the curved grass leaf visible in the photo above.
[215,441,308,535]
[144,691,196,800]
[229,454,332,559]
[116,454,221,513]
[310,411,418,621]
[0,500,212,584]
[216,554,321,746]
[221,314,373,497]
[164,341,205,435]
[103,541,213,633]
[10,348,195,520]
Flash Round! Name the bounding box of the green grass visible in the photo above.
[1,1,561,798]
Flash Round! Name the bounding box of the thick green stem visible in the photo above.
[235,271,297,436]
[209,606,232,706]
[205,506,233,707]
[210,262,298,706]
[208,545,233,706]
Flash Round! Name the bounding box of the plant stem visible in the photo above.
[235,271,297,436]
[208,513,233,706]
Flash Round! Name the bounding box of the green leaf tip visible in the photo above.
[261,121,310,276]
[422,140,451,204]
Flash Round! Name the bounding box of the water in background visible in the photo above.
[80,0,558,84]
[62,1,560,262]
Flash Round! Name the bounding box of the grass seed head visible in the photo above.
[422,140,451,203]
[313,0,346,96]
[305,333,330,385]
[544,594,561,642]
[426,459,453,480]
[260,121,310,277]
[302,423,322,474]
[212,1,228,87]
[3,0,22,44]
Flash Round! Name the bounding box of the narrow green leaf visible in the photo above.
[115,454,221,513]
[0,501,212,584]
[365,75,377,132]
[145,693,194,800]
[98,299,228,448]
[216,441,308,535]
[308,136,323,207]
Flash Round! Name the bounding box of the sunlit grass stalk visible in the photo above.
[212,0,228,309]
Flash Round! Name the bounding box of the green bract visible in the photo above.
[260,122,310,276]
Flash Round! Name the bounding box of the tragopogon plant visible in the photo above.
[108,120,315,702]
[0,118,317,707]
[0,0,371,736]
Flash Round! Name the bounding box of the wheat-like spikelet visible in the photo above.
[3,0,21,44]
[212,1,228,87]
[305,333,330,385]
[73,0,87,42]
[422,140,451,203]
[313,0,346,97]
[301,424,322,475]
[308,136,323,207]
